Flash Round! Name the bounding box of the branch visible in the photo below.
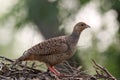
[92,59,116,80]
[0,56,117,80]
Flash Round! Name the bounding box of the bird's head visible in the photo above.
[74,22,90,33]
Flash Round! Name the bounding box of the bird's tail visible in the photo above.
[12,51,30,67]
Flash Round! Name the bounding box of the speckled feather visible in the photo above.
[13,22,90,66]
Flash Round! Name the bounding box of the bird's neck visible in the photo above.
[69,31,81,44]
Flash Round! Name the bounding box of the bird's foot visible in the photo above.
[48,66,66,77]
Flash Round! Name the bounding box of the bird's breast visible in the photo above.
[38,53,68,66]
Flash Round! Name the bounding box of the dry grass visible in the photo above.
[0,56,116,80]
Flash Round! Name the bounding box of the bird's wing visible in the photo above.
[28,36,69,56]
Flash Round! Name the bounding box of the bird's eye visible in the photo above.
[81,24,84,26]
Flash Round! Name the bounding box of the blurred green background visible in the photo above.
[0,0,120,78]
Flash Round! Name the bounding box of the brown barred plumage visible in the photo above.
[13,22,90,76]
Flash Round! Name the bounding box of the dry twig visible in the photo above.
[92,59,116,80]
[0,56,116,80]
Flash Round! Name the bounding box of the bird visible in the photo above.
[12,22,90,76]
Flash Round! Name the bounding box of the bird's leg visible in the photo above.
[48,66,64,76]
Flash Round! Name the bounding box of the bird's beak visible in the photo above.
[86,25,91,28]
